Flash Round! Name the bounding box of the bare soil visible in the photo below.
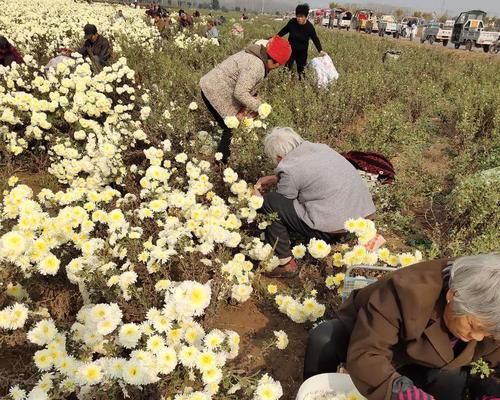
[207,297,308,397]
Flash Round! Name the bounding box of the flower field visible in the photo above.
[0,0,499,399]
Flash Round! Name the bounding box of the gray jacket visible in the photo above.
[276,141,376,232]
[200,44,266,118]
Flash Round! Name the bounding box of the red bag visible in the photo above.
[341,151,395,184]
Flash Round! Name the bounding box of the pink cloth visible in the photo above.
[398,386,434,400]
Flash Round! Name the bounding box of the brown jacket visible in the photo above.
[337,258,500,400]
[200,44,266,118]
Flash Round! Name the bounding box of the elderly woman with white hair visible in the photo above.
[254,127,375,277]
[304,254,500,400]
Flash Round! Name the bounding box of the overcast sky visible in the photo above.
[247,0,500,15]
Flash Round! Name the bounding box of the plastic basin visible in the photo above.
[296,373,366,400]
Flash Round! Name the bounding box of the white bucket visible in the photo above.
[295,373,366,400]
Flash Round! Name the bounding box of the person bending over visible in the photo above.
[60,24,112,68]
[254,127,375,277]
[199,37,291,165]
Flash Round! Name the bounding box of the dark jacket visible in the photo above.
[337,258,500,400]
[78,35,112,67]
[277,18,322,52]
[179,15,193,28]
[0,46,24,67]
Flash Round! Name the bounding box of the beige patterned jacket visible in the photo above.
[200,44,266,118]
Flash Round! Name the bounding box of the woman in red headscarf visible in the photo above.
[199,36,291,164]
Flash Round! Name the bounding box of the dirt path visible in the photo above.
[322,27,500,62]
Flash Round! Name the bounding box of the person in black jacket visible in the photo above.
[277,4,327,76]
[59,24,112,68]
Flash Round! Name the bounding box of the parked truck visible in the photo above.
[421,20,454,46]
[378,15,398,37]
[451,10,500,52]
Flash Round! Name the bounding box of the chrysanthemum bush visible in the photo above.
[173,31,220,50]
[0,53,156,188]
[268,218,422,323]
[0,153,287,398]
[0,0,160,63]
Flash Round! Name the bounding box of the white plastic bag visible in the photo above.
[309,54,339,88]
[254,39,269,47]
[44,55,73,72]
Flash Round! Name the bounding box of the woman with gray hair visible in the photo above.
[304,254,500,400]
[254,127,375,277]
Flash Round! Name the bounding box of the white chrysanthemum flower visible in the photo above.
[152,314,171,333]
[122,359,146,385]
[175,153,188,163]
[291,244,307,259]
[196,350,217,372]
[202,367,223,385]
[253,374,283,400]
[27,319,57,346]
[37,253,60,275]
[273,330,289,350]
[178,345,199,368]
[0,231,27,258]
[157,347,177,374]
[204,329,225,350]
[118,323,141,349]
[307,238,331,259]
[34,349,53,371]
[231,284,253,303]
[78,363,103,386]
[9,385,26,400]
[9,303,29,329]
[223,116,239,129]
[146,335,165,354]
[257,103,272,119]
[248,195,264,210]
[106,357,126,379]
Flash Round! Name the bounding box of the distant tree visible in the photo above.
[438,15,447,23]
[211,0,219,10]
[235,6,240,11]
[413,11,422,18]
[422,12,433,21]
[329,2,340,8]
[395,8,404,20]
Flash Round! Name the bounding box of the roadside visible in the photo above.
[320,27,500,60]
